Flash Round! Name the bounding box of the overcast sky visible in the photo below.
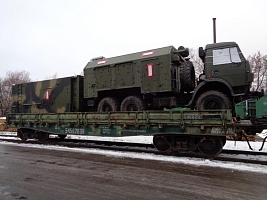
[1,0,267,81]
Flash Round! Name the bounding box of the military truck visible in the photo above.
[11,42,254,113]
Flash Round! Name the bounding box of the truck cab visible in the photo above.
[200,42,253,93]
[192,42,254,110]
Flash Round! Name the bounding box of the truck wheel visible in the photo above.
[97,97,119,112]
[180,61,195,92]
[196,90,232,110]
[120,96,147,111]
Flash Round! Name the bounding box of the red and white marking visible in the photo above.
[45,90,50,101]
[142,51,154,57]
[97,60,107,65]
[146,63,154,77]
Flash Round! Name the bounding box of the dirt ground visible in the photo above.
[0,123,16,132]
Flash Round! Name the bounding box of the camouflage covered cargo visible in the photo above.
[11,76,86,113]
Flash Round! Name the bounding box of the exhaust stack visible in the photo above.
[213,18,216,43]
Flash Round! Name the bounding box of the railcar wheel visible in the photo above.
[153,135,171,152]
[38,132,49,142]
[97,97,119,112]
[221,136,226,146]
[58,134,67,140]
[120,96,146,111]
[198,137,223,156]
[17,129,28,141]
[195,90,232,110]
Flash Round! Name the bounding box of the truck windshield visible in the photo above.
[213,47,241,65]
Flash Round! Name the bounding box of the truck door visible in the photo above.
[206,46,246,87]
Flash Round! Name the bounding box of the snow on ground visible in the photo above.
[1,131,267,174]
[258,130,267,139]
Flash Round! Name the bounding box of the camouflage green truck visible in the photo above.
[11,42,254,114]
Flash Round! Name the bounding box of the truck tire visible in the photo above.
[180,61,195,92]
[97,97,119,112]
[120,96,147,111]
[196,90,232,110]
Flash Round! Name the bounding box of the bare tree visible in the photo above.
[0,78,4,116]
[45,73,57,80]
[189,48,204,78]
[247,52,267,91]
[0,70,31,115]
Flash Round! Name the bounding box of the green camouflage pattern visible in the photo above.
[11,76,86,113]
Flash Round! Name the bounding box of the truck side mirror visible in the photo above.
[198,47,205,62]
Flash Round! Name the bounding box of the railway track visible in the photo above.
[1,134,267,166]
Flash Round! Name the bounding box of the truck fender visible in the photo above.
[189,78,235,107]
